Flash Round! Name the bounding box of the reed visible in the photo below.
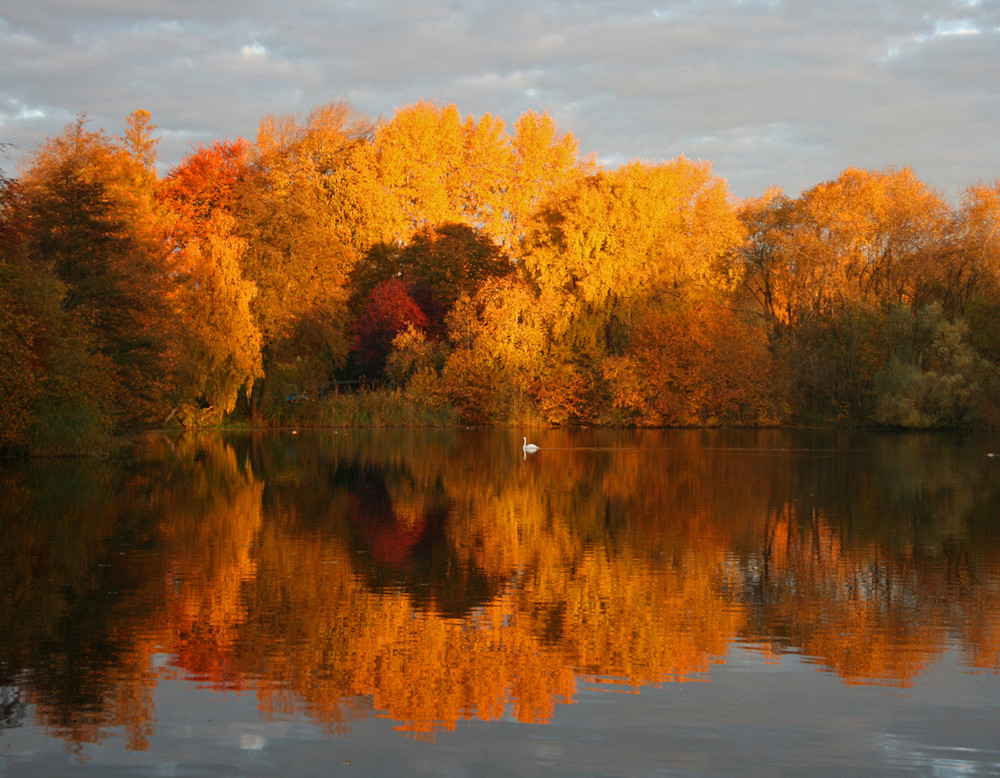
[284,389,459,428]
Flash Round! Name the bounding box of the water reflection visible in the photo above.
[2,428,999,750]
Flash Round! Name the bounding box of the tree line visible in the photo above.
[2,101,999,453]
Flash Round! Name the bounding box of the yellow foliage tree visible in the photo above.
[240,101,374,404]
[524,158,742,305]
[517,157,745,421]
[356,103,593,250]
[442,278,551,423]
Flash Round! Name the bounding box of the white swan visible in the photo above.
[522,436,540,453]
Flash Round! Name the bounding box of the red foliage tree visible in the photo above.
[162,138,250,241]
[351,277,428,377]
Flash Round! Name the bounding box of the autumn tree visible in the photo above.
[769,167,950,320]
[162,138,250,241]
[953,181,1000,296]
[735,167,960,423]
[353,223,512,332]
[604,299,783,426]
[0,176,43,451]
[523,157,742,321]
[17,113,176,429]
[401,223,512,334]
[384,326,450,411]
[949,182,1000,389]
[441,277,555,424]
[359,102,514,246]
[238,101,374,407]
[353,103,592,250]
[733,187,796,331]
[351,278,429,379]
[506,111,593,248]
[163,141,262,423]
[516,157,745,422]
[0,164,119,455]
[172,213,262,422]
[457,111,516,243]
[359,101,466,243]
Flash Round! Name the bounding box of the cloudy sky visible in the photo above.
[2,0,998,200]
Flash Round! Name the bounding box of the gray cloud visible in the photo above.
[1,0,998,198]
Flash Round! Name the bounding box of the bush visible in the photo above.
[872,304,990,428]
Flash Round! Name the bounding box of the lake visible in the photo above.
[2,428,1000,776]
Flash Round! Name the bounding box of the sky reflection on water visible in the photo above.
[2,428,1000,775]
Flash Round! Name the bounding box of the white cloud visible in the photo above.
[933,18,979,35]
[241,42,267,58]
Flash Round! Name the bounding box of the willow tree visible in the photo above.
[162,140,262,423]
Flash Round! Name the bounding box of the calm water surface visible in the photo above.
[2,428,1000,776]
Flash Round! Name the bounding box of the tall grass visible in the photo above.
[271,389,459,428]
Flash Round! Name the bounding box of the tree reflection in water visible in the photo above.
[1,428,999,749]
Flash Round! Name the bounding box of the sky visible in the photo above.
[2,0,998,201]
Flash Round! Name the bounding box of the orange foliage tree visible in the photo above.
[749,167,951,322]
[516,157,748,423]
[604,299,783,426]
